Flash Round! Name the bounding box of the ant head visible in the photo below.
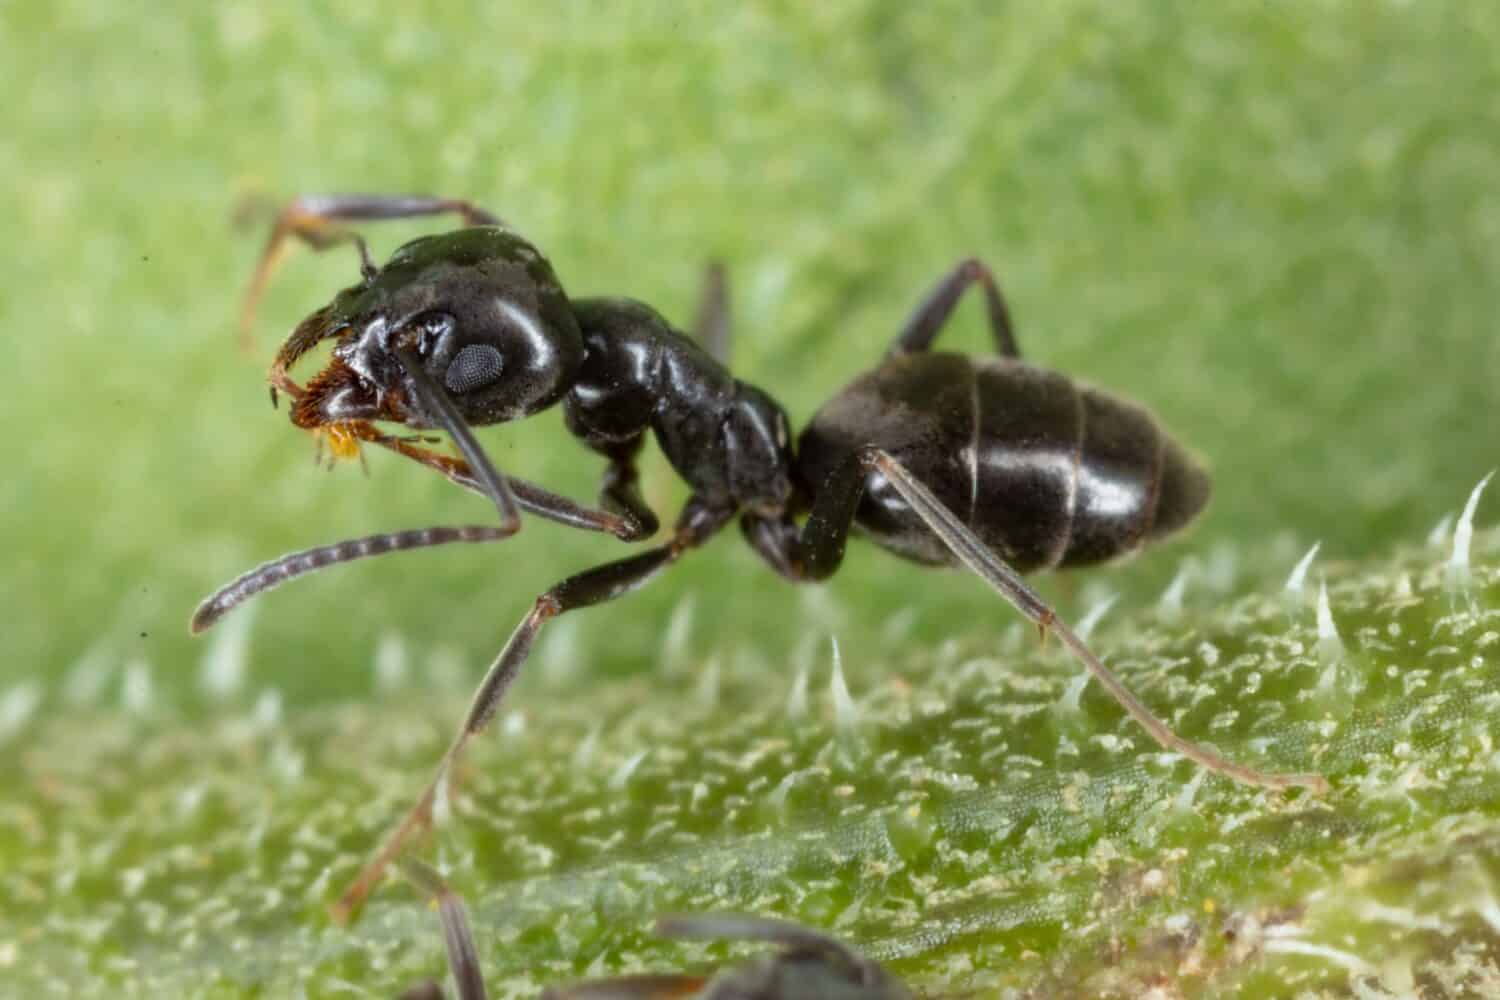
[279,227,585,433]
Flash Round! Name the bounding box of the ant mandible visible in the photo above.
[194,194,1328,922]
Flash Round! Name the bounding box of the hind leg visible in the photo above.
[885,257,1018,359]
[740,447,1328,795]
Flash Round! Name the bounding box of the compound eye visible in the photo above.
[444,343,505,393]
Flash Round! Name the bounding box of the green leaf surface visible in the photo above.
[5,1,1500,997]
[8,533,1500,996]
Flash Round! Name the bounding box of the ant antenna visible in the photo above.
[189,525,512,634]
[395,348,520,532]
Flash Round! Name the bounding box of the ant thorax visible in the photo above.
[565,296,793,516]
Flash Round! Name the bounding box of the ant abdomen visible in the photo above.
[1060,377,1211,568]
[797,352,1211,573]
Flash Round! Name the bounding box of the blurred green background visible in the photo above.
[7,1,1499,707]
[5,0,1500,995]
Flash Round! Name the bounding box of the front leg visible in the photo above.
[563,378,663,541]
[595,435,661,540]
[360,424,652,540]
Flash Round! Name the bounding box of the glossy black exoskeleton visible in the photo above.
[397,858,912,1000]
[196,194,1328,921]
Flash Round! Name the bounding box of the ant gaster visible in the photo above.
[195,194,1329,922]
[397,857,914,1000]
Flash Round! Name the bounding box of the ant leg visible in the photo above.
[868,449,1330,793]
[885,258,1018,359]
[400,859,487,1000]
[373,430,652,538]
[350,424,656,541]
[240,193,504,340]
[692,260,731,364]
[598,438,661,539]
[564,432,662,540]
[562,413,662,540]
[743,448,1329,794]
[332,499,735,924]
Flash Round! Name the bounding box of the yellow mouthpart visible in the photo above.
[319,421,364,462]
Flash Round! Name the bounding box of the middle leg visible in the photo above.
[362,424,655,540]
[332,497,736,922]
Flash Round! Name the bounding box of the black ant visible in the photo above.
[396,858,914,1000]
[194,194,1329,922]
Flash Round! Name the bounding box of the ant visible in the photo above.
[397,858,914,1000]
[194,194,1329,922]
